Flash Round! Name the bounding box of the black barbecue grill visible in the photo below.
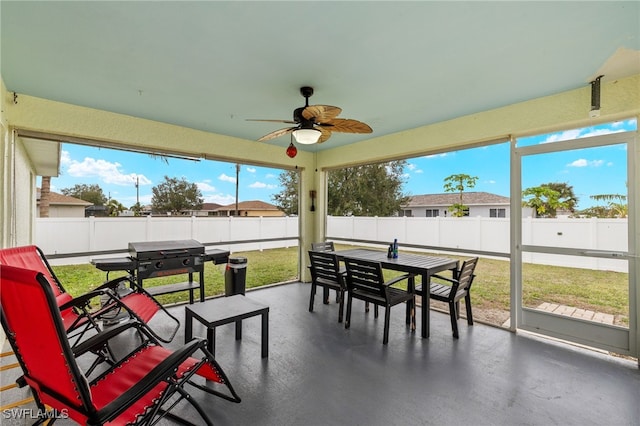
[92,239,229,304]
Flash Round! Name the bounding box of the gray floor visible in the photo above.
[3,282,639,425]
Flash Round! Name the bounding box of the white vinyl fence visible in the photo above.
[327,216,629,272]
[36,216,629,272]
[36,216,299,265]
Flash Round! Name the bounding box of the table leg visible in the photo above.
[207,327,216,357]
[185,311,193,344]
[406,275,415,325]
[422,273,430,338]
[235,319,243,340]
[199,269,205,302]
[261,310,269,358]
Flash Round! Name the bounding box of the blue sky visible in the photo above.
[44,119,636,210]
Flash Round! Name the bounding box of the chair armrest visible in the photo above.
[58,288,116,311]
[72,321,140,358]
[383,273,414,287]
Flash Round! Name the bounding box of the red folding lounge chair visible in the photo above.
[0,264,241,425]
[0,245,180,344]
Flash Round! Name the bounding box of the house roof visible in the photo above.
[201,203,222,211]
[215,200,281,212]
[36,189,93,207]
[405,192,510,207]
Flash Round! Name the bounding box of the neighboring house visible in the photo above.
[214,200,285,217]
[401,192,517,218]
[36,189,93,218]
[181,202,222,217]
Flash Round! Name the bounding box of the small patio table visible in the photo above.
[185,294,269,358]
[332,248,458,338]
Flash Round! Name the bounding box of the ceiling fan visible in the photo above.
[248,87,372,144]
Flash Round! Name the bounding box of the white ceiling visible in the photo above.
[2,1,639,153]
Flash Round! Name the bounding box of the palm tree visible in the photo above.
[40,176,51,217]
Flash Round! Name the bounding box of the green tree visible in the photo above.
[151,176,203,214]
[541,182,578,215]
[130,202,143,216]
[271,170,299,215]
[327,161,409,216]
[584,194,628,218]
[522,186,568,218]
[522,182,577,218]
[61,183,107,206]
[106,199,125,217]
[443,173,478,217]
[272,161,410,217]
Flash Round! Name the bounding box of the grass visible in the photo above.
[52,245,629,326]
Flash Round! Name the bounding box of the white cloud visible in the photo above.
[423,153,448,159]
[485,180,496,184]
[249,181,277,189]
[568,159,588,167]
[218,173,237,183]
[567,159,604,168]
[204,194,236,205]
[246,167,256,173]
[406,163,423,174]
[62,151,151,186]
[265,173,277,179]
[543,125,628,144]
[196,181,216,192]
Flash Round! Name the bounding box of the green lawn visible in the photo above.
[52,245,629,326]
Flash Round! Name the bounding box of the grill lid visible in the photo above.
[129,239,204,259]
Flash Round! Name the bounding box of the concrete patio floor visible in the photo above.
[2,282,639,425]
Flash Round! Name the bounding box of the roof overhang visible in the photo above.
[21,137,60,177]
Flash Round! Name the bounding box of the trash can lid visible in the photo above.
[229,256,248,264]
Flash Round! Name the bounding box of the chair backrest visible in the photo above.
[0,245,64,297]
[0,264,93,421]
[343,257,387,300]
[308,250,342,286]
[311,241,335,252]
[453,257,479,295]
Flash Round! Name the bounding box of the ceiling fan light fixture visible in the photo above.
[293,128,321,144]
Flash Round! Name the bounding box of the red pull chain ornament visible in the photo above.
[286,142,297,158]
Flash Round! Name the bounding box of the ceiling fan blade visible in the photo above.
[257,127,296,142]
[319,118,372,134]
[302,105,342,123]
[247,119,297,124]
[316,126,332,143]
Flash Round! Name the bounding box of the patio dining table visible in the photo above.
[331,248,458,338]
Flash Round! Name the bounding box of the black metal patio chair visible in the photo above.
[343,257,416,344]
[308,250,347,322]
[416,257,478,338]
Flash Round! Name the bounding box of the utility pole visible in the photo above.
[235,164,240,217]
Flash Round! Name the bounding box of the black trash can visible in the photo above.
[225,256,248,296]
